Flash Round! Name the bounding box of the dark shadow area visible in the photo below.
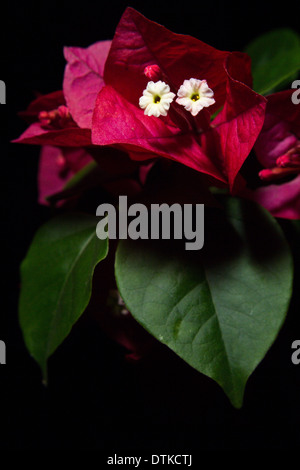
[2,0,300,451]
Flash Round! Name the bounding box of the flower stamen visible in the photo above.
[191,93,200,102]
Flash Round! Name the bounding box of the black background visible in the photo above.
[2,0,300,451]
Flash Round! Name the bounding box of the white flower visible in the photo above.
[139,81,175,117]
[176,78,215,116]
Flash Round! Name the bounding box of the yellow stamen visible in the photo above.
[190,93,200,101]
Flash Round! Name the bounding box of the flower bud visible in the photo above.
[276,145,300,168]
[144,64,161,81]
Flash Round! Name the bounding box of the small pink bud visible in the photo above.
[38,106,74,129]
[259,166,300,181]
[276,154,291,167]
[38,110,51,126]
[276,145,300,168]
[57,105,71,120]
[259,169,274,181]
[38,110,48,120]
[56,154,67,169]
[144,64,161,80]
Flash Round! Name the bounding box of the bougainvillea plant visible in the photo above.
[15,8,300,408]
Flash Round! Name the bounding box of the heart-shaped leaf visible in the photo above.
[115,197,293,407]
[19,213,108,378]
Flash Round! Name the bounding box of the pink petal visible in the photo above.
[63,40,112,129]
[254,90,300,168]
[12,122,91,146]
[241,175,300,219]
[38,146,70,205]
[92,85,226,183]
[63,147,92,172]
[38,146,93,205]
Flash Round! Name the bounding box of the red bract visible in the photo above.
[240,90,300,219]
[13,91,94,203]
[14,8,268,205]
[14,90,148,204]
[14,88,145,205]
[13,39,113,203]
[92,7,266,190]
[14,38,112,145]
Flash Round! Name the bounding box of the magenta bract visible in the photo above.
[92,8,266,190]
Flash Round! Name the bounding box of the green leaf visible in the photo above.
[115,197,293,407]
[291,219,300,237]
[62,161,99,190]
[245,28,300,95]
[19,212,108,378]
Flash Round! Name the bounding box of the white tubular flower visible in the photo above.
[176,78,215,116]
[139,81,175,117]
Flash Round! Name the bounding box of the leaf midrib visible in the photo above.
[44,230,96,359]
